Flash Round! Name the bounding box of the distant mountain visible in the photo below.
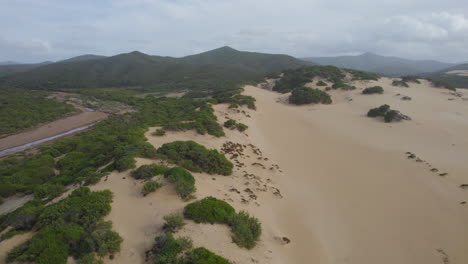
[180,46,309,72]
[0,61,53,78]
[424,63,468,88]
[0,47,307,91]
[0,61,20,65]
[60,54,107,63]
[303,52,455,77]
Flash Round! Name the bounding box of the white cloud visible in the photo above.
[0,0,466,62]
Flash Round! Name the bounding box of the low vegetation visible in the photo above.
[316,80,327,86]
[141,180,162,196]
[362,86,384,94]
[289,87,332,105]
[367,104,390,117]
[184,197,235,224]
[131,164,168,180]
[153,128,166,136]
[401,75,421,84]
[4,187,122,264]
[224,119,248,132]
[428,78,456,91]
[149,232,230,264]
[0,88,76,136]
[367,104,409,123]
[164,167,196,200]
[273,65,345,93]
[157,141,233,175]
[229,211,262,249]
[184,197,262,249]
[162,213,186,232]
[347,69,380,81]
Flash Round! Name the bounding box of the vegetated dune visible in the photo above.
[89,111,303,263]
[4,76,465,264]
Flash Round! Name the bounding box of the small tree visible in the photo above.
[223,119,236,129]
[141,180,162,196]
[153,128,166,136]
[163,213,186,232]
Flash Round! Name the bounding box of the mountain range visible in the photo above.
[302,52,457,77]
[0,46,308,91]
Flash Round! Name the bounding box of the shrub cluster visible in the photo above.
[184,197,261,249]
[273,66,345,93]
[367,104,406,123]
[184,197,235,224]
[131,164,168,180]
[224,119,248,132]
[428,78,456,91]
[367,104,390,117]
[5,187,122,264]
[150,232,229,264]
[316,80,327,86]
[362,86,384,94]
[229,211,262,249]
[153,128,166,136]
[289,87,332,105]
[401,75,421,84]
[346,69,380,81]
[157,141,233,175]
[141,180,162,196]
[162,213,186,232]
[164,167,196,200]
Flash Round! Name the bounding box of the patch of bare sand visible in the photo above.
[0,233,33,264]
[243,78,468,264]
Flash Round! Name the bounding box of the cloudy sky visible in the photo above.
[1,0,467,63]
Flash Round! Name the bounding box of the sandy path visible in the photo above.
[243,80,468,264]
[0,233,33,264]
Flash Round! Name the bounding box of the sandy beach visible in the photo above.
[1,77,467,264]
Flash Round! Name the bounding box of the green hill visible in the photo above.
[180,46,309,72]
[303,52,455,77]
[424,64,468,88]
[0,47,307,92]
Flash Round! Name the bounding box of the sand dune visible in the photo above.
[242,78,468,264]
[2,77,466,264]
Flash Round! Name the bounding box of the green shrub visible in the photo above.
[157,141,233,175]
[289,87,332,105]
[153,128,166,136]
[362,86,384,94]
[6,187,122,264]
[235,123,248,132]
[228,211,262,249]
[223,119,236,129]
[131,164,168,180]
[152,232,193,264]
[347,69,380,81]
[141,180,162,196]
[367,104,390,117]
[77,253,103,264]
[401,75,421,84]
[164,167,196,200]
[316,80,327,86]
[186,247,230,264]
[33,184,65,199]
[384,110,399,123]
[184,197,235,224]
[163,213,186,232]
